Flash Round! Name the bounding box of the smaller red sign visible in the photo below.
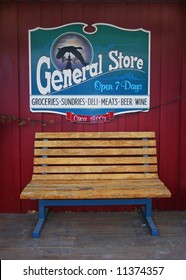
[66,111,114,123]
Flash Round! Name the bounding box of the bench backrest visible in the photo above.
[32,132,158,181]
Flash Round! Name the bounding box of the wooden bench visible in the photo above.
[20,131,171,238]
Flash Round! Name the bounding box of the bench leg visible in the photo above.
[141,199,159,236]
[31,199,159,237]
[33,200,48,238]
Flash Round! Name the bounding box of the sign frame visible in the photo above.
[29,23,151,123]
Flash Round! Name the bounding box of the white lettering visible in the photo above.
[108,50,144,71]
[109,50,119,71]
[137,58,143,70]
[72,68,82,84]
[63,69,72,88]
[35,51,143,95]
[51,70,63,91]
[36,56,51,95]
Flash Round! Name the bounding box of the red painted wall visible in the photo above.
[0,0,186,212]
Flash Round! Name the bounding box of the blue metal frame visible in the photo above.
[32,198,158,238]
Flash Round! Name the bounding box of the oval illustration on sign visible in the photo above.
[50,32,93,71]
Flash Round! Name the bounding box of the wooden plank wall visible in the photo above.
[0,0,186,212]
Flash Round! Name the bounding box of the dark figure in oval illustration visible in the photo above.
[56,46,88,70]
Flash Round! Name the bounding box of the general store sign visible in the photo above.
[29,23,150,123]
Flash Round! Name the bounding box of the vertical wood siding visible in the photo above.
[0,0,186,212]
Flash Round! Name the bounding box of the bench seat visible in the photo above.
[20,178,170,200]
[20,131,171,237]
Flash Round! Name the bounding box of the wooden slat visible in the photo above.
[35,131,155,139]
[33,165,158,174]
[34,147,157,156]
[35,139,156,148]
[32,173,158,180]
[20,178,171,200]
[25,179,164,188]
[34,156,157,165]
